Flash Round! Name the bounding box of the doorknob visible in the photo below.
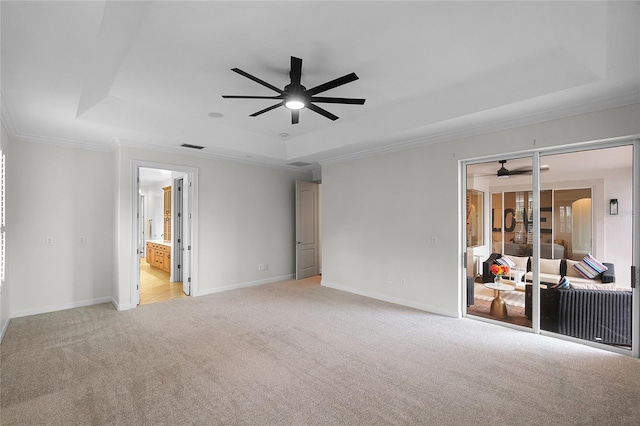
[297,241,301,244]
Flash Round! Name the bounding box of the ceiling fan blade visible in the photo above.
[222,95,283,99]
[290,56,302,87]
[249,102,284,117]
[310,96,366,105]
[307,103,339,121]
[231,68,285,95]
[291,109,299,125]
[507,169,530,175]
[306,72,359,96]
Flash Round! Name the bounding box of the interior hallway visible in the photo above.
[139,257,186,305]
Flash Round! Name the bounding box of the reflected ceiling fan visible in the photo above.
[222,56,365,124]
[495,160,549,178]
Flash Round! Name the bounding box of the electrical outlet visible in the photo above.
[263,263,268,270]
[45,237,54,246]
[386,279,391,285]
[431,237,438,245]
[79,236,86,244]
[258,264,263,271]
[400,279,406,285]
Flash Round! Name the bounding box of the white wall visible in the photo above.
[4,140,310,315]
[114,146,310,309]
[1,122,11,340]
[7,140,115,317]
[321,103,640,318]
[3,103,637,319]
[604,167,633,286]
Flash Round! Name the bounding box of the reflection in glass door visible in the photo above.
[465,158,533,328]
[536,146,634,350]
[465,144,637,355]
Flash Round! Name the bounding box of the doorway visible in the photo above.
[132,161,198,306]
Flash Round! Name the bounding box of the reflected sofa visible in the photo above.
[483,253,615,289]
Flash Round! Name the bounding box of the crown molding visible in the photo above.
[0,100,310,174]
[115,138,313,174]
[4,90,638,172]
[11,132,117,152]
[318,93,640,167]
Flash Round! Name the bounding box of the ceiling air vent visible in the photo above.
[181,143,205,150]
[287,161,312,167]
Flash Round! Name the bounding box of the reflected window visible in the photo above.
[466,190,483,247]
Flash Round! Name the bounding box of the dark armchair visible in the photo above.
[525,284,630,346]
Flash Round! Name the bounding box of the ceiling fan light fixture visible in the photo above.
[284,96,306,110]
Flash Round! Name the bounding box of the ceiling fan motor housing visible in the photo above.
[284,84,307,110]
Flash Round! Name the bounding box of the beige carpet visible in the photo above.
[2,276,640,425]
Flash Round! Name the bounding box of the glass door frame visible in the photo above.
[461,138,639,358]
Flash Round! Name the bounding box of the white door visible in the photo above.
[296,181,319,279]
[182,173,192,295]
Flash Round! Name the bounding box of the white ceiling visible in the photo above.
[2,1,639,170]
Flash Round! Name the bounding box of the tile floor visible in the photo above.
[139,257,186,305]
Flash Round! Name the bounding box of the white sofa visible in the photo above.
[485,254,616,290]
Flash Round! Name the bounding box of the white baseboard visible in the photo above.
[321,280,459,318]
[0,316,10,344]
[111,298,136,311]
[10,296,114,319]
[196,274,294,297]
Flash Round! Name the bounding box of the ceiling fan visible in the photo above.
[495,160,550,178]
[222,56,365,124]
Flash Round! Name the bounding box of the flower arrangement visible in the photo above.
[490,263,510,277]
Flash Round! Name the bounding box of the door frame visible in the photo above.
[138,193,146,258]
[461,137,639,357]
[131,160,199,306]
[172,175,184,284]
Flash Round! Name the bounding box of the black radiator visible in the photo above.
[558,290,632,346]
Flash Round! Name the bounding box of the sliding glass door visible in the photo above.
[537,146,634,351]
[465,158,533,328]
[464,142,638,356]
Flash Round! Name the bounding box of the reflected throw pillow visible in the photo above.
[496,257,516,268]
[552,276,570,289]
[572,254,608,279]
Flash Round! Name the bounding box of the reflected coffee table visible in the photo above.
[483,282,515,318]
